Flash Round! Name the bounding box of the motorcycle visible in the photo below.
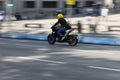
[47,26,78,46]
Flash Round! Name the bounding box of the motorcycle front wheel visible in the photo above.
[47,34,56,45]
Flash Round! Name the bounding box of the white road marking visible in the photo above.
[0,42,46,48]
[88,66,120,72]
[0,42,7,44]
[14,44,46,48]
[18,57,66,64]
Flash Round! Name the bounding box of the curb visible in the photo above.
[2,33,120,46]
[0,33,48,41]
[78,36,120,46]
[10,34,48,41]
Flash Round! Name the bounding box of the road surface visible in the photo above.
[0,38,120,80]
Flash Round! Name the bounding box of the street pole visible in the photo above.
[4,0,13,33]
[66,0,76,22]
[67,5,72,18]
[5,0,12,22]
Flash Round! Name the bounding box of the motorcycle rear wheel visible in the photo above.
[68,35,78,46]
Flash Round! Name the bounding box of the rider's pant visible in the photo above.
[57,27,67,37]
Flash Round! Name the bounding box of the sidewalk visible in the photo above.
[1,14,120,46]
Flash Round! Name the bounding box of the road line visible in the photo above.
[18,57,66,64]
[0,42,7,44]
[14,44,46,48]
[88,66,120,72]
[0,42,46,48]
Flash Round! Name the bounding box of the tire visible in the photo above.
[67,35,78,46]
[47,34,56,45]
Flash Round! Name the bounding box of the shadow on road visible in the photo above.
[0,40,120,80]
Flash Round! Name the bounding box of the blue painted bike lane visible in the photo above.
[3,33,120,46]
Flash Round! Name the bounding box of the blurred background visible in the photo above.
[0,0,120,20]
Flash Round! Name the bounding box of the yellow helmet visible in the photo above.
[57,13,64,19]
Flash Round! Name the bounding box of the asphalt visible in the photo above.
[0,14,120,46]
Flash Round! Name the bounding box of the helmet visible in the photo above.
[57,13,64,19]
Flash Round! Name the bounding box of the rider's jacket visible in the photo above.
[52,18,71,29]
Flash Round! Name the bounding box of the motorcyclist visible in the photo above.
[51,13,71,40]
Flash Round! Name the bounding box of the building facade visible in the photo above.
[0,0,119,14]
